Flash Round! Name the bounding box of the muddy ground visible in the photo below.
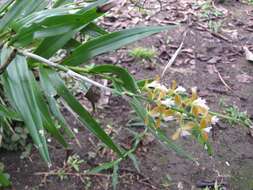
[1,0,253,190]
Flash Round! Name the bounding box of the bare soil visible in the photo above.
[1,0,253,190]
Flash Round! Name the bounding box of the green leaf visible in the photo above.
[0,172,11,187]
[82,22,108,37]
[32,1,107,58]
[62,25,175,66]
[39,67,75,139]
[88,160,117,174]
[0,103,22,121]
[112,163,119,190]
[31,78,68,148]
[128,153,140,173]
[62,23,108,52]
[0,0,14,15]
[130,97,194,161]
[0,46,50,164]
[42,68,123,157]
[0,0,30,32]
[89,64,139,93]
[53,0,73,8]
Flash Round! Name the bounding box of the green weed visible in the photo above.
[129,47,156,60]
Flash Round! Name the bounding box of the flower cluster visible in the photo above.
[142,79,219,147]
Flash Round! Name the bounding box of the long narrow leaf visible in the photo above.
[42,68,123,157]
[112,163,119,190]
[0,47,50,164]
[0,0,47,33]
[89,64,139,93]
[53,0,73,8]
[32,1,107,58]
[62,25,175,66]
[39,67,75,139]
[0,0,14,15]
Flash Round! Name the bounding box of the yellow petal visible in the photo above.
[144,115,149,125]
[171,80,177,90]
[158,91,166,100]
[183,122,195,130]
[150,106,161,115]
[175,94,181,105]
[191,87,198,101]
[199,106,208,116]
[200,118,207,129]
[163,109,174,117]
[172,129,181,140]
[155,118,161,128]
[192,106,199,116]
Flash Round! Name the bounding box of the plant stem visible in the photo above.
[19,50,114,93]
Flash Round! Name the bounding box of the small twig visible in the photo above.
[213,65,232,91]
[161,31,187,78]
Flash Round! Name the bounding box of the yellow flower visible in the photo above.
[191,98,209,116]
[172,122,195,140]
[146,81,168,93]
[191,87,198,101]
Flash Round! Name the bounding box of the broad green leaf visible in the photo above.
[12,7,79,30]
[62,22,108,52]
[19,0,47,17]
[31,26,83,58]
[32,1,107,58]
[0,0,30,32]
[89,64,139,93]
[62,25,175,66]
[0,47,50,164]
[0,172,11,187]
[0,0,14,15]
[42,68,123,157]
[82,22,108,37]
[39,67,75,139]
[130,97,194,161]
[31,78,68,148]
